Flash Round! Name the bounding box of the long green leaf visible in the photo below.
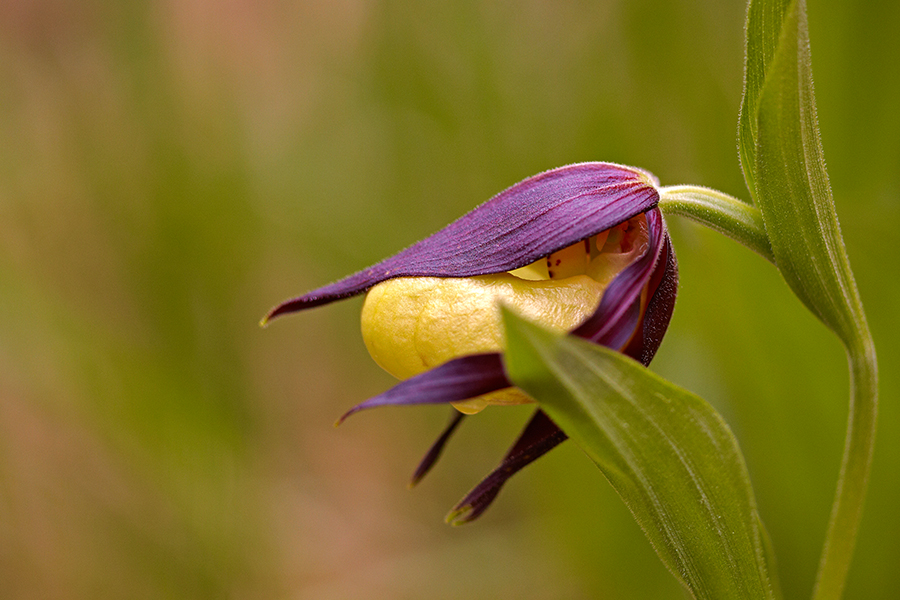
[502,309,777,600]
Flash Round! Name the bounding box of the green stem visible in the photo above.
[657,185,774,263]
[812,331,878,600]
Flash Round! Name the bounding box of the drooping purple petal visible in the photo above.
[446,410,567,525]
[265,163,659,321]
[335,354,509,424]
[624,233,678,366]
[573,207,666,348]
[410,410,466,487]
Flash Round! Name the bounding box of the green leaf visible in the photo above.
[738,0,791,202]
[501,308,777,600]
[754,0,867,348]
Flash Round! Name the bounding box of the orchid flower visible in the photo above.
[264,162,678,523]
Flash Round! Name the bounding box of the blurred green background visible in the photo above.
[0,0,897,598]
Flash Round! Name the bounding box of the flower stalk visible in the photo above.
[658,185,774,263]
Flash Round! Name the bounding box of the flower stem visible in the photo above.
[657,185,774,263]
[813,330,878,600]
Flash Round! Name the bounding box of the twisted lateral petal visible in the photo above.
[264,163,659,321]
[335,353,510,424]
[447,409,567,525]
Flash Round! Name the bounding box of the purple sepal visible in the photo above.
[265,163,658,321]
[335,354,509,424]
[446,410,567,525]
[409,410,466,487]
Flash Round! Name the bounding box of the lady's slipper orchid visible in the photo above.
[265,162,678,523]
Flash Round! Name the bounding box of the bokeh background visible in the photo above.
[1,0,897,598]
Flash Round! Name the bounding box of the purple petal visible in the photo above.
[573,207,666,349]
[409,410,466,487]
[335,354,509,423]
[624,232,678,366]
[446,410,567,525]
[265,163,659,321]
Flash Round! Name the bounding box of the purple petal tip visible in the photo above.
[262,301,294,325]
[409,411,466,487]
[334,405,362,426]
[445,505,476,527]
